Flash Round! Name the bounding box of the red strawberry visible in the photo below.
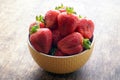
[58,12,78,37]
[45,10,60,29]
[58,32,83,55]
[76,18,94,39]
[59,9,66,13]
[39,22,45,28]
[54,49,65,56]
[29,22,45,34]
[52,29,61,47]
[30,28,52,54]
[36,15,45,28]
[29,22,37,32]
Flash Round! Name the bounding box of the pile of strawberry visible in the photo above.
[29,4,94,56]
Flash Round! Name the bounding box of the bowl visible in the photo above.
[28,36,94,74]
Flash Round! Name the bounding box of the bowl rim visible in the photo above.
[28,35,95,58]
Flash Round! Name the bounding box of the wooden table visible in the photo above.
[0,0,120,80]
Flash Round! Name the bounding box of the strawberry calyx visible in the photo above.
[83,39,91,49]
[36,15,45,28]
[30,25,39,34]
[55,4,76,14]
[66,7,76,14]
[79,15,82,18]
[55,4,64,10]
[36,15,44,23]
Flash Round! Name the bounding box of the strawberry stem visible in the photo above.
[83,39,91,49]
[36,15,44,23]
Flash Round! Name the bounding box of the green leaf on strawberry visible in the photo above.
[36,15,44,23]
[78,15,86,18]
[55,4,76,14]
[66,7,76,14]
[79,15,82,18]
[55,4,64,10]
[83,39,91,49]
[30,25,39,34]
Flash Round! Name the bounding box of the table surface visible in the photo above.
[0,0,120,80]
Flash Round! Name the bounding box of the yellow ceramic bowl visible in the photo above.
[28,36,94,74]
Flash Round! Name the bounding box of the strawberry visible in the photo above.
[45,10,60,29]
[29,4,95,56]
[59,9,66,13]
[30,28,52,54]
[29,22,45,34]
[39,22,45,28]
[29,15,45,34]
[29,22,39,34]
[58,12,78,37]
[36,15,45,28]
[76,18,94,39]
[52,29,61,47]
[29,22,37,32]
[58,32,83,55]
